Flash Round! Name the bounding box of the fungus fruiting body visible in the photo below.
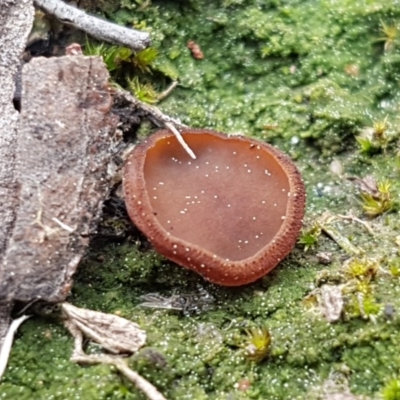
[123,129,305,286]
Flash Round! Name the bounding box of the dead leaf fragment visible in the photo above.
[305,285,344,322]
[62,303,146,354]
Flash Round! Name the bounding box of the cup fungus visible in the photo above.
[123,129,306,286]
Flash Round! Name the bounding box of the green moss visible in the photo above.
[383,379,400,400]
[103,0,400,156]
[0,320,133,400]
[2,0,400,399]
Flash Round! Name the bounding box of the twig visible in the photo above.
[115,89,196,159]
[164,121,196,159]
[157,81,178,101]
[316,212,363,256]
[114,358,167,400]
[337,214,375,236]
[0,315,30,380]
[71,353,167,400]
[321,225,362,256]
[34,0,151,51]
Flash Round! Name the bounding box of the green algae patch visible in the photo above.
[96,0,400,154]
[2,0,400,399]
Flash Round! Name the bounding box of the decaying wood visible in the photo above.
[34,0,151,51]
[0,55,120,304]
[0,0,35,346]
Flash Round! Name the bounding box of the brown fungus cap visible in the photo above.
[123,129,306,286]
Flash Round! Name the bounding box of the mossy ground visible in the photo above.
[2,0,400,399]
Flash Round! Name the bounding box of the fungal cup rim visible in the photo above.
[123,128,306,286]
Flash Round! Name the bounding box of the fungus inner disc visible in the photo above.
[144,133,290,261]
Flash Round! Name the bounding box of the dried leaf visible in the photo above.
[62,303,146,354]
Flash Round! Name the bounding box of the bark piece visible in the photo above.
[0,0,35,345]
[0,55,119,303]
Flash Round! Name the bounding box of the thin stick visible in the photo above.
[115,359,167,400]
[337,214,375,236]
[34,0,151,51]
[157,81,178,101]
[164,122,196,159]
[316,212,363,256]
[321,225,363,256]
[71,353,167,400]
[0,315,30,380]
[115,89,196,159]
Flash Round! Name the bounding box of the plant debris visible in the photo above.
[62,303,166,400]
